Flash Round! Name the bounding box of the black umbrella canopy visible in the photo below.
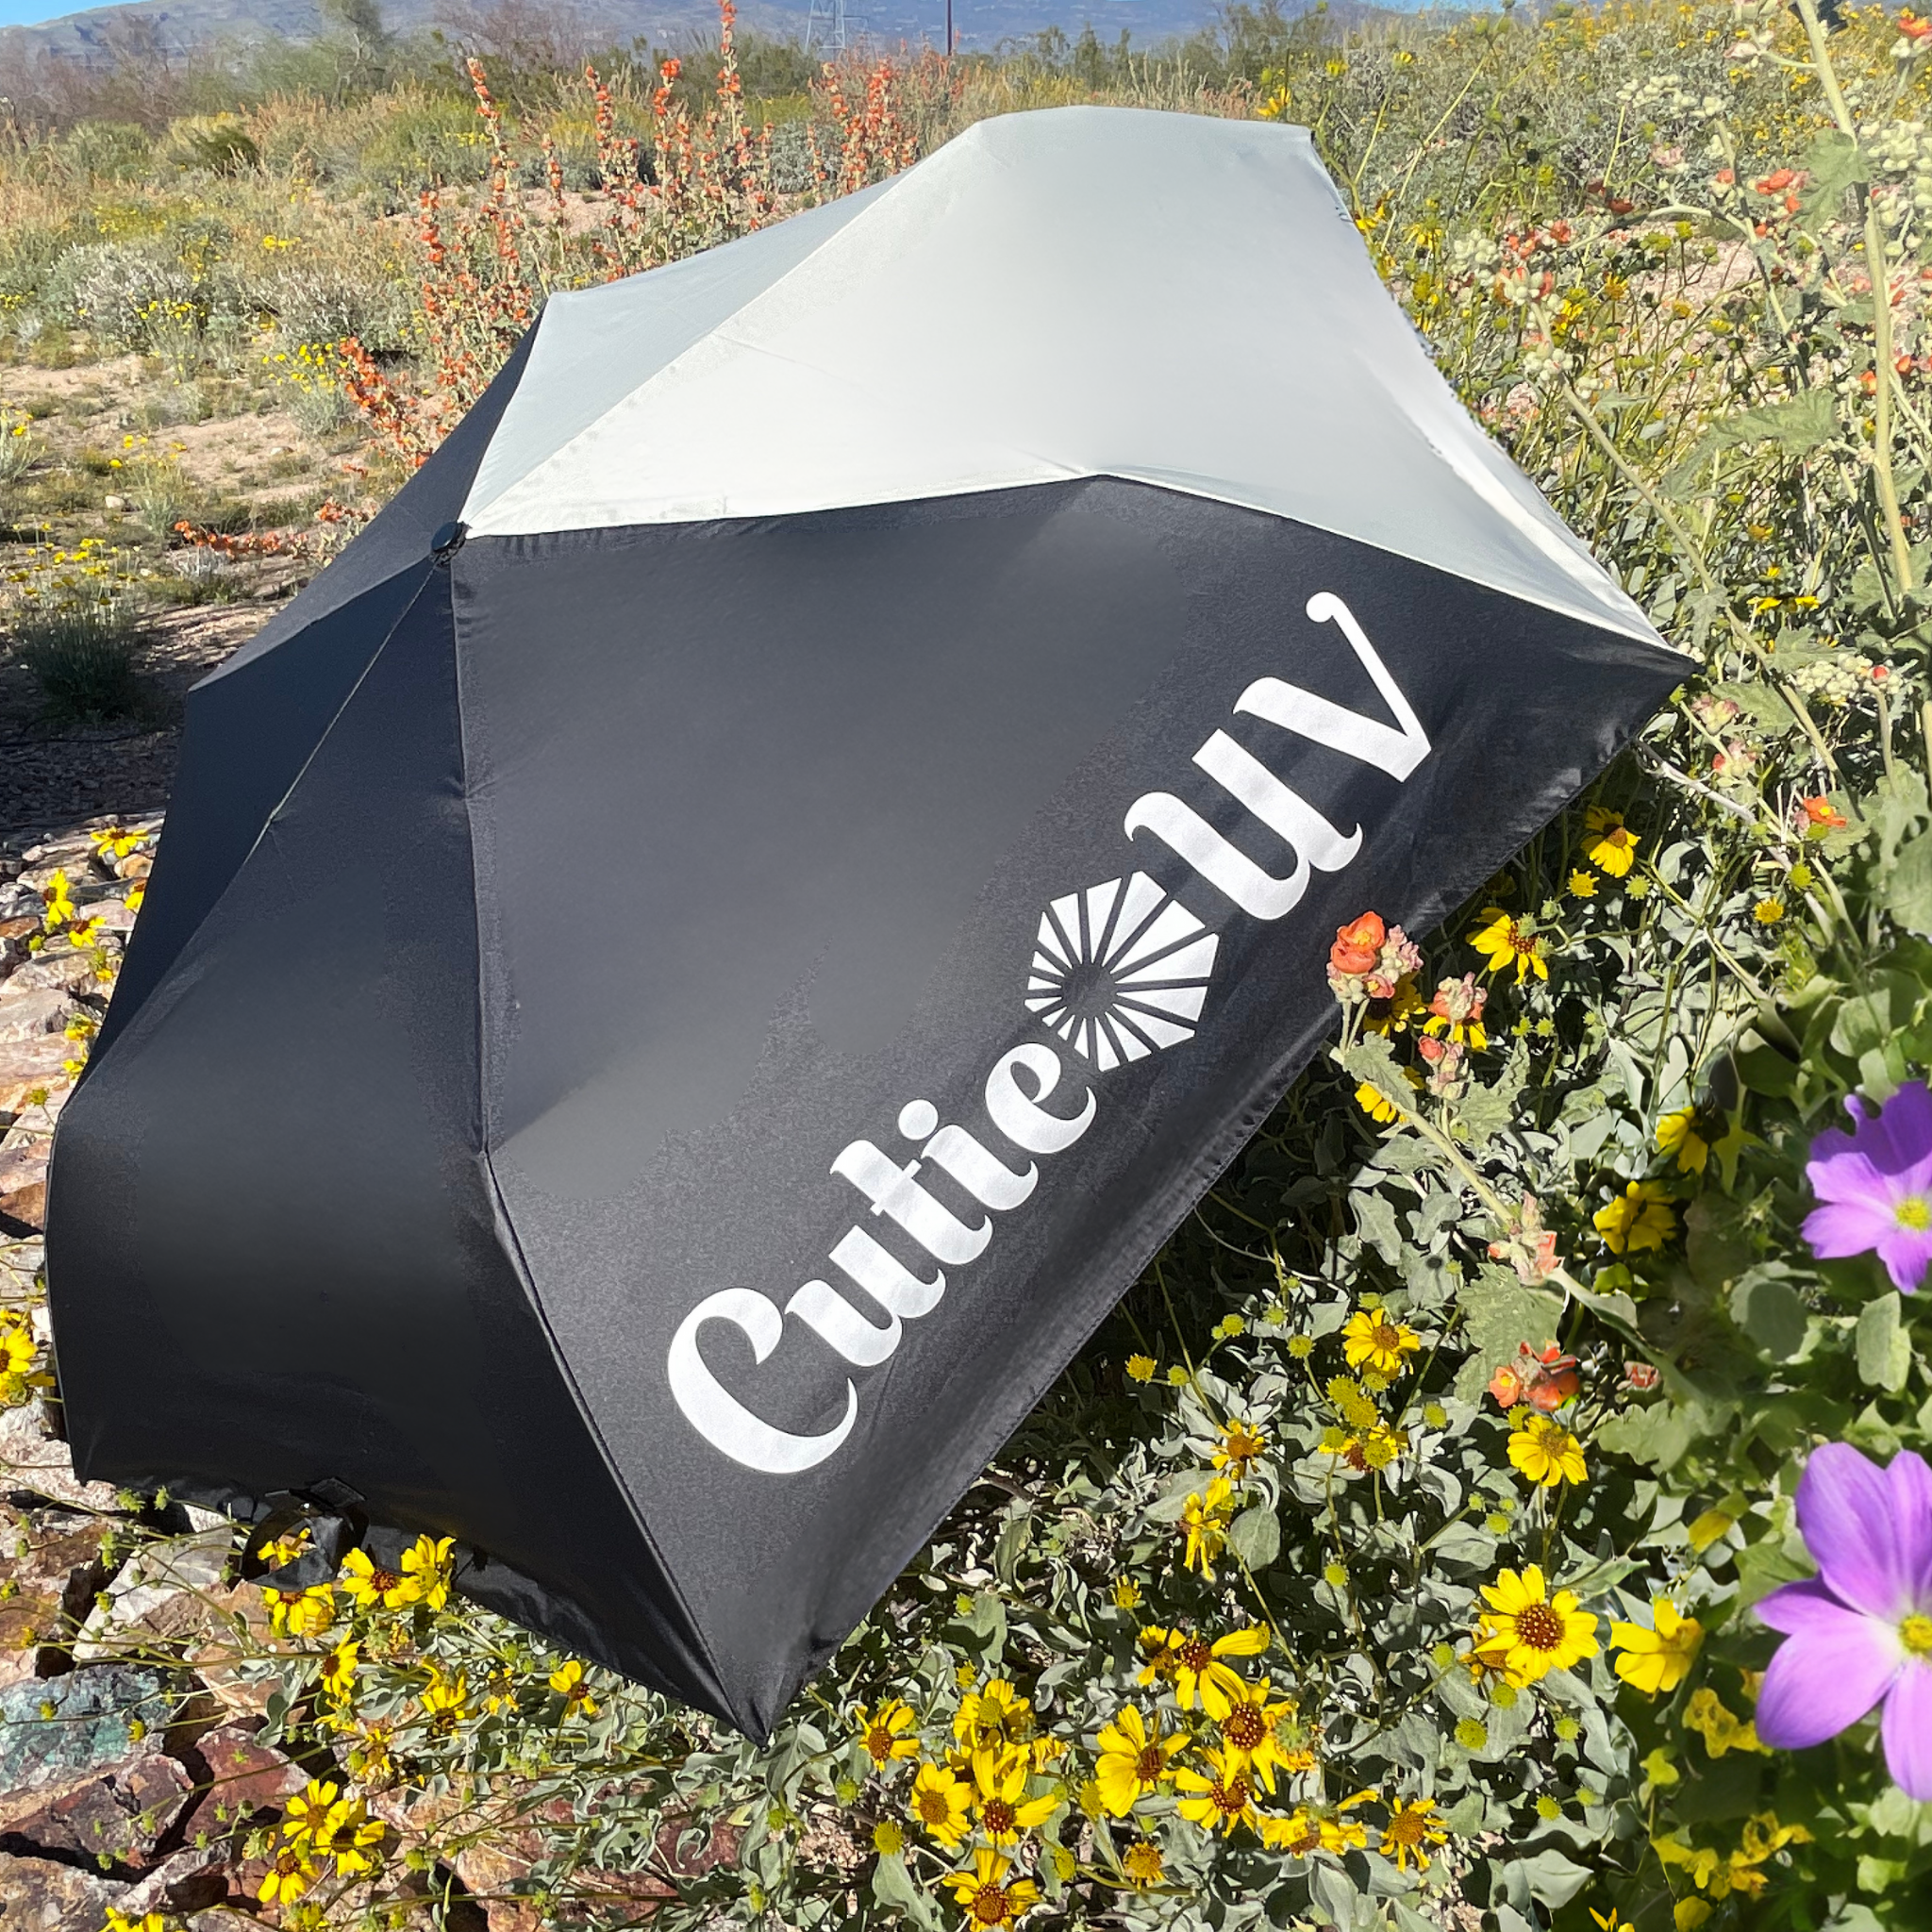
[46,107,1684,1739]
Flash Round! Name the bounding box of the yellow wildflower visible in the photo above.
[1124,1354,1157,1382]
[312,1793,383,1875]
[872,1819,904,1857]
[420,1670,470,1734]
[1111,1576,1141,1609]
[954,1678,1033,1754]
[1180,1477,1236,1574]
[1212,1418,1268,1479]
[908,1761,973,1846]
[1754,898,1784,924]
[280,1779,341,1851]
[1092,1705,1187,1816]
[1569,869,1598,898]
[856,1697,919,1767]
[1380,1796,1448,1871]
[1472,1567,1599,1684]
[1656,1108,1714,1174]
[1216,1679,1299,1792]
[970,1746,1060,1844]
[399,1534,454,1610]
[1508,1413,1588,1489]
[1593,1180,1675,1255]
[40,870,74,926]
[1584,806,1639,876]
[340,1548,417,1612]
[1173,1743,1260,1836]
[942,1848,1039,1927]
[1341,1308,1420,1375]
[1469,907,1549,983]
[257,1846,316,1905]
[266,1583,335,1638]
[1139,1623,1268,1718]
[1121,1837,1164,1886]
[318,1640,358,1698]
[1611,1598,1703,1695]
[549,1657,599,1717]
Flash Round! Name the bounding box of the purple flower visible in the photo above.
[1755,1442,1932,1798]
[1803,1083,1932,1292]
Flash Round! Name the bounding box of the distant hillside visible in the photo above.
[0,0,1281,62]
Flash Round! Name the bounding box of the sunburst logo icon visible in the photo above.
[1024,873,1220,1070]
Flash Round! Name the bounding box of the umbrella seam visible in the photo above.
[447,575,737,1723]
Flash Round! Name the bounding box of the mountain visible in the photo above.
[0,0,1268,62]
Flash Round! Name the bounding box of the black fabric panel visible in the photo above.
[95,331,537,1059]
[457,479,1684,1736]
[45,572,726,1720]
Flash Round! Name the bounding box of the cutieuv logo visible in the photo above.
[668,593,1431,1474]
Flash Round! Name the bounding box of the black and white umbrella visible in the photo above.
[47,107,1683,1738]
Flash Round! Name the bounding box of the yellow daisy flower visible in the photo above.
[1173,1743,1260,1836]
[1341,1308,1421,1376]
[856,1697,920,1767]
[318,1640,358,1698]
[256,1847,316,1905]
[954,1678,1034,1754]
[280,1778,340,1851]
[340,1548,418,1612]
[1611,1598,1704,1696]
[970,1746,1060,1844]
[399,1534,455,1610]
[1179,1478,1236,1575]
[1125,1354,1157,1382]
[942,1848,1040,1927]
[1472,1566,1599,1684]
[1569,869,1598,898]
[908,1761,973,1847]
[1138,1624,1268,1718]
[1212,1418,1268,1479]
[1092,1705,1187,1816]
[1508,1413,1588,1489]
[1469,907,1549,983]
[1121,1837,1164,1887]
[1656,1108,1714,1174]
[313,1794,383,1876]
[1379,1796,1449,1871]
[548,1657,599,1716]
[1593,1180,1675,1255]
[1215,1679,1300,1793]
[1584,805,1639,876]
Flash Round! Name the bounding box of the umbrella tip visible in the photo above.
[430,521,468,565]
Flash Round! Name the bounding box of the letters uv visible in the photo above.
[669,594,1430,1472]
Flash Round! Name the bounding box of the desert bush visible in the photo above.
[2,534,145,719]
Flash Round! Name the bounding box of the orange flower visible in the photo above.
[1754,168,1797,193]
[1901,8,1932,36]
[1329,912,1386,976]
[1796,795,1847,836]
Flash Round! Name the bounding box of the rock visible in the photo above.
[0,1036,73,1116]
[5,952,103,995]
[0,1850,129,1930]
[0,1144,46,1231]
[102,494,127,512]
[0,1668,174,1794]
[114,856,152,881]
[0,1513,107,1685]
[74,900,133,935]
[0,1750,192,1865]
[0,918,39,943]
[0,989,66,1043]
[183,1723,304,1830]
[0,1403,116,1515]
[75,1531,230,1662]
[110,1844,229,1919]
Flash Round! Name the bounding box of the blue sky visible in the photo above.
[0,0,96,22]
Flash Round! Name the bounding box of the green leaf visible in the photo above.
[872,1853,940,1926]
[1457,1053,1528,1150]
[1884,832,1932,939]
[1340,1035,1415,1110]
[1797,128,1870,234]
[1506,1846,1594,1907]
[1857,1291,1912,1392]
[1730,1274,1808,1361]
[1662,391,1837,496]
[1351,1188,1405,1267]
[1227,1500,1281,1572]
[1707,678,1796,735]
